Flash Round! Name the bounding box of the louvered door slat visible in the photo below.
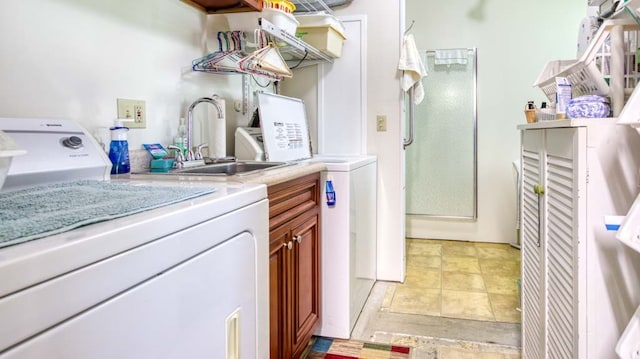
[545,151,577,359]
[521,145,544,359]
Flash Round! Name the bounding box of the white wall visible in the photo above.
[0,0,246,154]
[403,0,585,244]
[0,0,588,284]
[332,2,405,281]
[330,0,586,281]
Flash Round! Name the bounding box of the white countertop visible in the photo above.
[128,160,326,187]
[517,117,618,130]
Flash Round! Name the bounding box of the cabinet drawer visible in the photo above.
[268,172,320,231]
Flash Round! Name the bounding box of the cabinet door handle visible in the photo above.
[294,235,303,244]
[534,184,545,248]
[283,241,293,250]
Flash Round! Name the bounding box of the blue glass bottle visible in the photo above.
[108,120,130,174]
[325,178,336,207]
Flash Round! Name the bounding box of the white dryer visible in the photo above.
[0,118,269,359]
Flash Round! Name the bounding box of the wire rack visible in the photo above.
[290,0,334,13]
[534,18,640,103]
[258,18,332,65]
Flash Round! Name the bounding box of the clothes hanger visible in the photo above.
[192,32,232,72]
[193,32,246,73]
[238,29,291,80]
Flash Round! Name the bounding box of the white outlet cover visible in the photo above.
[117,99,146,129]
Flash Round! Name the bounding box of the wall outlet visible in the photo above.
[376,115,387,132]
[117,99,146,128]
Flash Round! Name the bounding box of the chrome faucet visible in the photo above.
[167,145,185,169]
[186,95,224,161]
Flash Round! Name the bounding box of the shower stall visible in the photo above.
[405,48,477,220]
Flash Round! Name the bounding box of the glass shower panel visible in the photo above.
[406,49,477,218]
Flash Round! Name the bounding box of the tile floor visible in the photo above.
[351,238,522,358]
[390,239,522,324]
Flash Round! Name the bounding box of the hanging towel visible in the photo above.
[398,34,427,104]
[434,48,468,65]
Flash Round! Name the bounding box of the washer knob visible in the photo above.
[63,136,83,149]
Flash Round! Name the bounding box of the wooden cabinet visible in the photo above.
[519,120,640,358]
[268,173,321,359]
[181,0,262,13]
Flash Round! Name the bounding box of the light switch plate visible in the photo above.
[376,115,387,132]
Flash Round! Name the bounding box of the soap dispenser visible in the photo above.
[174,117,187,155]
[108,119,131,174]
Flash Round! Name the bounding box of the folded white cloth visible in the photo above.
[399,34,427,104]
[434,48,468,65]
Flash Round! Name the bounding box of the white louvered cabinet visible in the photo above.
[519,119,640,359]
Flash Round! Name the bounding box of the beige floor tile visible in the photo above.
[443,256,481,274]
[475,242,512,248]
[443,244,478,257]
[442,240,475,246]
[443,272,487,292]
[477,246,521,261]
[407,254,441,270]
[479,259,520,276]
[404,268,441,289]
[407,242,441,257]
[490,293,522,324]
[390,286,441,316]
[484,275,520,295]
[442,290,495,321]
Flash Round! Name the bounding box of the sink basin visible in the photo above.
[172,161,290,176]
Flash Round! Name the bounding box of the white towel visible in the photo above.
[434,48,468,65]
[399,34,427,104]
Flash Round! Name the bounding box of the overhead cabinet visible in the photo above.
[519,119,640,358]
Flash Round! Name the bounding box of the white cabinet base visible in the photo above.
[520,119,640,358]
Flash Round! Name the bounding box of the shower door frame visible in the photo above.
[406,47,478,220]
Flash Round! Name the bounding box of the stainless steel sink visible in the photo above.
[171,161,290,176]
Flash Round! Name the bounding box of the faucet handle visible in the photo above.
[167,145,185,169]
[185,149,195,162]
[195,143,209,160]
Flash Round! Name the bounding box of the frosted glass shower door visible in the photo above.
[406,48,477,219]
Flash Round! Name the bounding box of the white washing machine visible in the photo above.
[311,154,377,339]
[0,118,269,358]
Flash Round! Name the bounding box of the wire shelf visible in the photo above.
[259,17,334,66]
[290,0,331,12]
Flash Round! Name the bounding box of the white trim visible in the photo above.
[317,15,368,155]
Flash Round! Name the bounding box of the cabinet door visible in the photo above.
[269,228,292,359]
[290,210,321,358]
[544,128,582,359]
[521,129,546,359]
